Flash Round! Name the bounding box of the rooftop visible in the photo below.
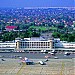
[6,26,17,29]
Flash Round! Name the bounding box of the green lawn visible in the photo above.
[29,26,48,31]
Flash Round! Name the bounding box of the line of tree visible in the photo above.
[0,31,40,42]
[52,32,75,42]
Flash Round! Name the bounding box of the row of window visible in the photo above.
[19,42,50,47]
[19,46,50,48]
[0,44,15,45]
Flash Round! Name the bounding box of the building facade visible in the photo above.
[0,42,16,51]
[16,37,53,51]
[54,38,75,48]
[0,37,75,52]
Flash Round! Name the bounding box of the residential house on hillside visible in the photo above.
[5,26,17,31]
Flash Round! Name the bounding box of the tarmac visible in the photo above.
[0,58,75,75]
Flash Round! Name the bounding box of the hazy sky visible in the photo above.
[0,0,74,8]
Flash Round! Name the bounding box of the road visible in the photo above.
[0,52,75,59]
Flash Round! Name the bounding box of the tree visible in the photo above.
[52,32,61,38]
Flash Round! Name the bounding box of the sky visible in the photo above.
[0,0,74,8]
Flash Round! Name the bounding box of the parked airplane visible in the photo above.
[51,49,57,53]
[64,52,70,55]
[1,59,5,61]
[20,57,46,65]
[48,49,56,55]
[41,50,47,53]
[21,57,34,65]
[38,61,45,65]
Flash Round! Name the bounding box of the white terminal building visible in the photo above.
[16,37,53,52]
[0,41,16,52]
[0,37,75,52]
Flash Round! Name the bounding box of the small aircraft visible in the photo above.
[51,49,57,53]
[38,61,45,65]
[48,49,56,55]
[41,50,47,53]
[54,56,58,59]
[21,57,34,65]
[64,52,70,55]
[1,59,5,61]
[20,57,46,65]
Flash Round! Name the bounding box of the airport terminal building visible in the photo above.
[0,37,75,52]
[16,37,53,52]
[0,37,53,52]
[0,41,16,52]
